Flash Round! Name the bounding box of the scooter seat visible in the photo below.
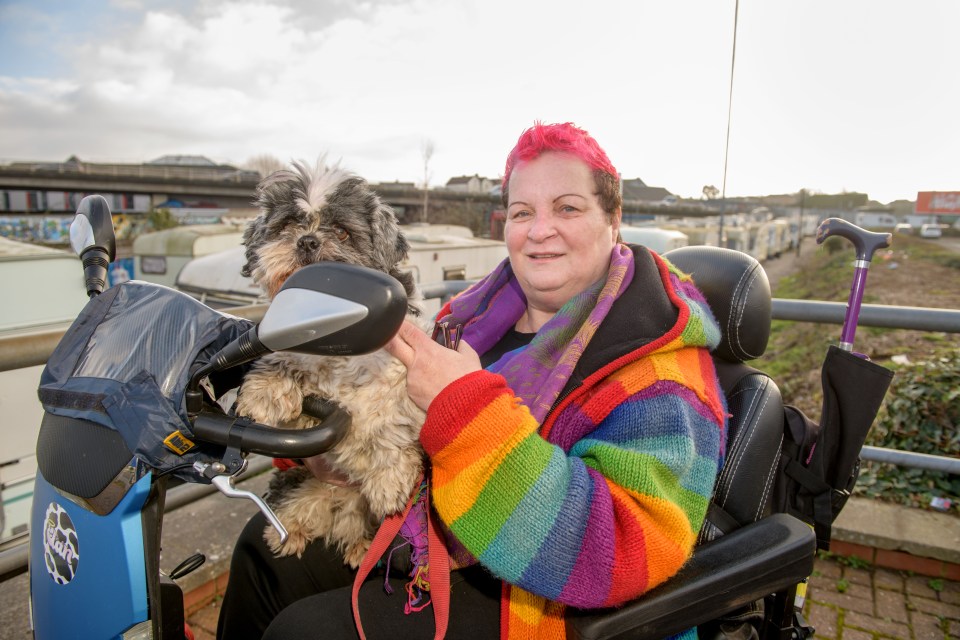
[37,411,134,500]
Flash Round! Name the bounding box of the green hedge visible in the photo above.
[855,351,960,512]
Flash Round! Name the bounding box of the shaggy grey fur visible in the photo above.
[241,160,417,303]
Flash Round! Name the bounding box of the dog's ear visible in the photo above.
[240,217,264,278]
[242,167,299,278]
[366,197,407,265]
[390,266,418,306]
[377,205,419,298]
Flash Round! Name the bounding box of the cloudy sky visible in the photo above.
[1,0,956,204]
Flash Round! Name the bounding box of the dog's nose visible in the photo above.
[297,235,321,254]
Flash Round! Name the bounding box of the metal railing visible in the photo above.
[0,160,261,184]
[4,295,959,373]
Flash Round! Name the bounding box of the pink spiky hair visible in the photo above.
[502,121,619,190]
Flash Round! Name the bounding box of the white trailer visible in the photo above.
[618,226,689,254]
[0,238,89,550]
[855,212,897,229]
[132,223,247,288]
[176,224,508,316]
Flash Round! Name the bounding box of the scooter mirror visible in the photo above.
[259,261,408,355]
[206,262,408,376]
[69,195,117,297]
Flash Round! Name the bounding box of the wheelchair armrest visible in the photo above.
[566,513,817,640]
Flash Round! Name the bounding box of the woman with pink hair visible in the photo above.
[220,122,726,640]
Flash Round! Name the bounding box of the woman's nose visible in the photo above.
[527,213,556,241]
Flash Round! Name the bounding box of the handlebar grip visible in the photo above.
[815,218,892,262]
[190,407,350,458]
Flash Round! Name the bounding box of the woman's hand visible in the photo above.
[384,320,482,411]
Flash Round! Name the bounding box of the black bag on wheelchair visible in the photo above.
[36,281,255,487]
[776,345,894,551]
[700,328,893,557]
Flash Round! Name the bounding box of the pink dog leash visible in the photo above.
[351,471,450,639]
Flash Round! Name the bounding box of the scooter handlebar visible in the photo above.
[190,400,350,459]
[815,217,891,262]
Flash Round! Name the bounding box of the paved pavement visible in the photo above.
[182,557,960,640]
[804,554,960,640]
[182,525,960,640]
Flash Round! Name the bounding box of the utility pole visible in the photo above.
[796,188,806,256]
[421,140,434,223]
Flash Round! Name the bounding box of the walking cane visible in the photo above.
[815,218,892,354]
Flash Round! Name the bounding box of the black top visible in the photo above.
[480,328,535,368]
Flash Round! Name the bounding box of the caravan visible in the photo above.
[175,224,507,315]
[618,226,689,253]
[0,238,90,551]
[132,224,247,288]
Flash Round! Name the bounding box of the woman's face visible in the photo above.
[505,152,621,315]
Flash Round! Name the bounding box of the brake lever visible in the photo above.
[195,460,289,543]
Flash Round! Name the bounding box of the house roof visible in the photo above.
[446,175,479,185]
[148,155,221,167]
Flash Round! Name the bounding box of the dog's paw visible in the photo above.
[343,538,372,569]
[264,522,311,559]
[236,368,304,426]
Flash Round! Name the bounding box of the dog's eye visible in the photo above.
[332,225,350,242]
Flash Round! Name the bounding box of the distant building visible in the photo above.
[757,193,801,207]
[373,180,417,189]
[148,155,221,167]
[620,178,673,203]
[445,175,497,194]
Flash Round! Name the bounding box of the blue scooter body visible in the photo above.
[30,471,153,639]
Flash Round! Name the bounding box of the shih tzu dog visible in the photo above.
[235,158,428,566]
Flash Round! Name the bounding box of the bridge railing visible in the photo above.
[0,160,261,184]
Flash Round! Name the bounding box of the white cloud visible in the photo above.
[1,0,958,202]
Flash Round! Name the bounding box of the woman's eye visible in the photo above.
[332,225,350,241]
[510,210,531,220]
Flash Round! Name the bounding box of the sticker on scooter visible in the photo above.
[43,503,80,584]
[164,429,196,455]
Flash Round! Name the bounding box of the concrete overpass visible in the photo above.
[0,160,720,220]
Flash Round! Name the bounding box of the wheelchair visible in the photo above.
[568,245,817,640]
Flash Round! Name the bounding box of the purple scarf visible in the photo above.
[439,244,635,423]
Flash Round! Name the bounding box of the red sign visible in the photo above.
[916,191,960,215]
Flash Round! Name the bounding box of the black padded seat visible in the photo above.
[567,246,816,640]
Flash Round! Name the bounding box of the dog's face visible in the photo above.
[242,159,416,302]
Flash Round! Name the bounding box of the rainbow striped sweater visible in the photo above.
[421,249,727,638]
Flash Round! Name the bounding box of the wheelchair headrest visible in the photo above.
[663,245,771,363]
